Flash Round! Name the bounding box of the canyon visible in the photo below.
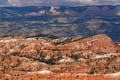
[0,34,120,80]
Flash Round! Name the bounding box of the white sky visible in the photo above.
[0,0,120,6]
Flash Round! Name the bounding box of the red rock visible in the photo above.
[0,34,120,79]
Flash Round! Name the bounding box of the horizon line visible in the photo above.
[0,4,120,7]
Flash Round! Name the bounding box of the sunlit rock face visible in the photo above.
[49,6,61,15]
[0,34,120,80]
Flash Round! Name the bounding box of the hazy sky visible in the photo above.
[0,0,120,6]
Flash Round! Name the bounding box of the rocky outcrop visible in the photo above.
[43,34,118,56]
[49,6,60,15]
[0,34,120,80]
